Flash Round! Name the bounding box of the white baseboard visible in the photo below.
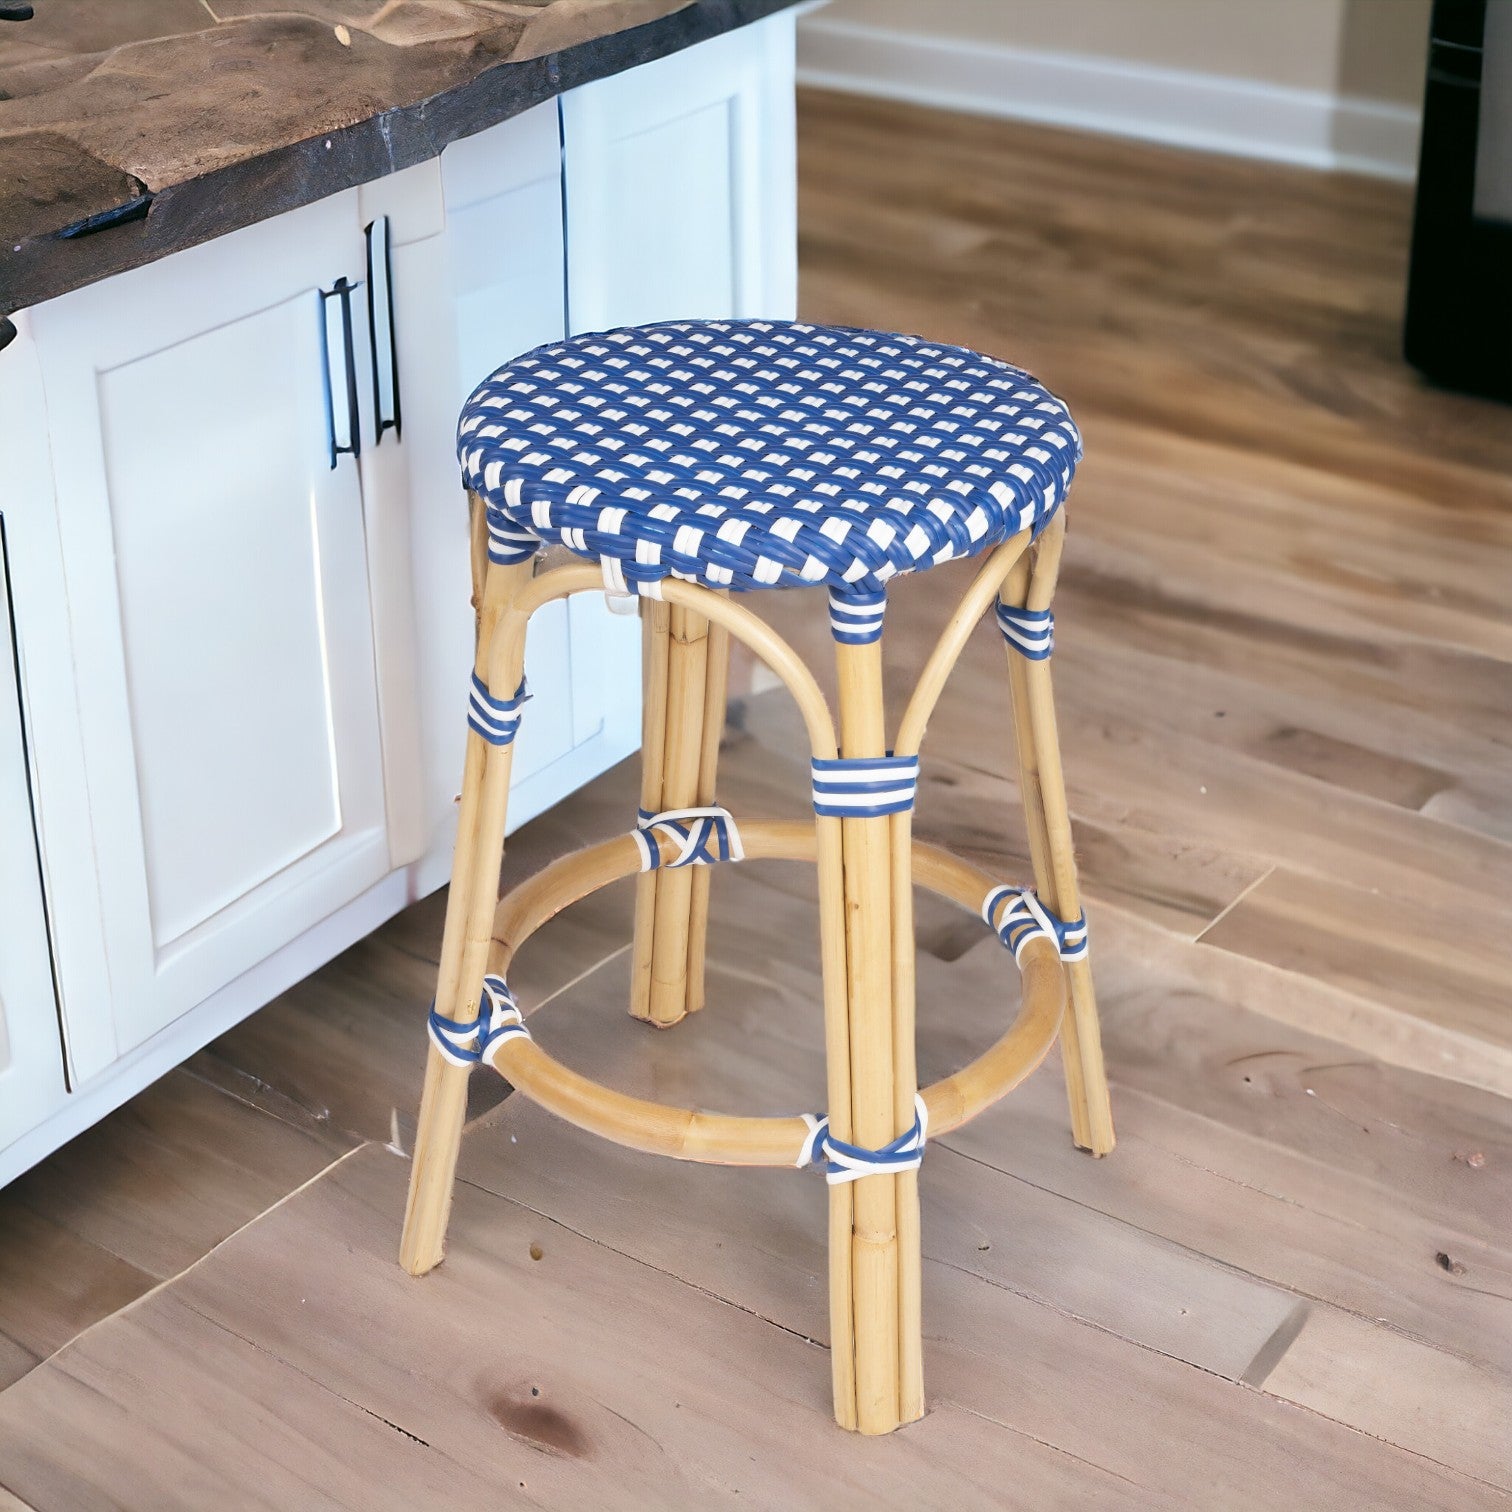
[797,15,1420,182]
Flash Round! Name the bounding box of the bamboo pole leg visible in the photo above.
[1022,655,1114,1155]
[684,616,730,1014]
[641,602,712,1027]
[399,522,534,1275]
[629,601,673,1022]
[890,806,924,1424]
[1002,525,1114,1156]
[815,807,858,1430]
[835,638,910,1435]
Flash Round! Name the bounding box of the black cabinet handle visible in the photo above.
[365,216,401,444]
[320,276,361,468]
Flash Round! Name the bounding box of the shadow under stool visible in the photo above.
[399,319,1115,1436]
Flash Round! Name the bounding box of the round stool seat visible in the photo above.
[457,319,1081,598]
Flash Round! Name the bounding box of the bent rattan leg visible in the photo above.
[400,503,533,1274]
[630,599,730,1026]
[1001,517,1114,1156]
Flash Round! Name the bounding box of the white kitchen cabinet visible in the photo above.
[0,520,68,1151]
[0,12,796,1184]
[441,101,643,832]
[561,11,798,330]
[18,192,395,1073]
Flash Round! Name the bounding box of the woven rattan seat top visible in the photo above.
[458,319,1081,600]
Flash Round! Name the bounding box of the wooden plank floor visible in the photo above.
[2,92,1511,1507]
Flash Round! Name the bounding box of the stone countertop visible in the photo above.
[0,0,796,322]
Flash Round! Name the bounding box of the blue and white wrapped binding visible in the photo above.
[468,673,529,746]
[811,754,920,818]
[485,501,542,566]
[427,975,531,1071]
[995,602,1054,660]
[829,587,887,645]
[982,885,1088,963]
[798,1094,929,1183]
[634,806,745,871]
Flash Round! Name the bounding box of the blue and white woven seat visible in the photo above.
[457,319,1081,600]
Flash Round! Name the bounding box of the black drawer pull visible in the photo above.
[320,276,361,468]
[365,216,402,444]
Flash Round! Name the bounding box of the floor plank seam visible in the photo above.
[1246,1383,1512,1500]
[450,1173,831,1352]
[927,1250,1253,1386]
[0,1142,370,1404]
[1193,862,1278,943]
[935,1135,1506,1376]
[523,940,633,1019]
[384,938,444,971]
[1237,1299,1313,1387]
[1144,944,1512,1101]
[180,1057,342,1139]
[943,1397,1153,1494]
[931,1253,1512,1500]
[171,1292,436,1453]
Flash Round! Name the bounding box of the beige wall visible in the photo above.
[816,0,1430,107]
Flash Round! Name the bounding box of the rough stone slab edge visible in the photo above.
[0,0,800,321]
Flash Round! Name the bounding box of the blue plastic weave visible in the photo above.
[427,975,530,1070]
[982,886,1088,963]
[458,320,1081,602]
[634,806,744,870]
[799,1094,929,1184]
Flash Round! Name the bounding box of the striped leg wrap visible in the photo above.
[828,586,887,645]
[811,754,920,818]
[468,674,529,746]
[485,502,542,565]
[995,601,1054,659]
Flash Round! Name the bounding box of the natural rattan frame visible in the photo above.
[400,496,1114,1437]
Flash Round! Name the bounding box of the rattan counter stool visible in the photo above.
[399,319,1115,1436]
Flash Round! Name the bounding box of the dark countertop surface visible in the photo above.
[0,0,796,321]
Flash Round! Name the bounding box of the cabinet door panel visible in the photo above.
[350,160,450,874]
[98,303,356,946]
[438,102,639,831]
[548,16,799,825]
[450,172,567,401]
[561,13,798,332]
[30,192,391,1068]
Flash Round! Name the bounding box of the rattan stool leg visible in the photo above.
[685,613,730,1010]
[629,600,673,1021]
[834,637,917,1434]
[1001,519,1115,1156]
[400,500,534,1274]
[889,800,925,1424]
[631,600,730,1026]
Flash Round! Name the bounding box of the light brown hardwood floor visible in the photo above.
[0,91,1509,1509]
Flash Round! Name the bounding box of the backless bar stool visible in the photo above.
[400,320,1114,1435]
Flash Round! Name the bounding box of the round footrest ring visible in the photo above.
[480,819,1065,1167]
